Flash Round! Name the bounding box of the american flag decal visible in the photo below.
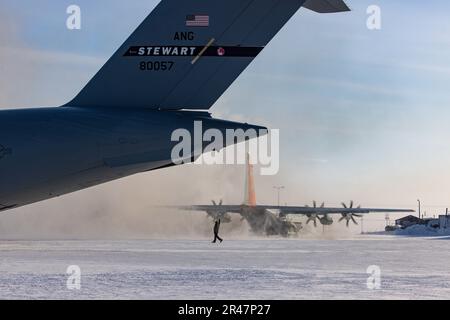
[186,14,209,27]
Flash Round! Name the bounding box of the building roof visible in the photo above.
[395,215,423,224]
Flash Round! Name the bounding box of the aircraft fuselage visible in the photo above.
[0,107,258,211]
[241,207,300,237]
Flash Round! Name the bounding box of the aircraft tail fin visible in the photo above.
[243,153,257,207]
[67,0,348,111]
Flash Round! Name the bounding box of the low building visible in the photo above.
[423,218,440,229]
[439,215,450,230]
[395,215,425,229]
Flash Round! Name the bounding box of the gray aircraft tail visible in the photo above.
[67,0,349,111]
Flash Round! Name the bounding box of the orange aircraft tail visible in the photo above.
[243,153,257,207]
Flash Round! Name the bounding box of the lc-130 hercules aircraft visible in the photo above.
[176,154,414,237]
[0,0,352,212]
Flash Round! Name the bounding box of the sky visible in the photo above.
[1,0,450,236]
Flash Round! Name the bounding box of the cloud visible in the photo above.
[0,44,103,108]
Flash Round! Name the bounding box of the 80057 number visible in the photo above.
[139,61,174,71]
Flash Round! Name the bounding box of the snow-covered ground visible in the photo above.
[0,236,449,299]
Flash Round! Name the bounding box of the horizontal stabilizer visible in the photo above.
[303,0,350,13]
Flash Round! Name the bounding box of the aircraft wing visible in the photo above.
[264,205,414,215]
[174,205,414,215]
[175,205,244,214]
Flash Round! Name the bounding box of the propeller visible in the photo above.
[306,201,325,208]
[207,199,224,219]
[207,199,232,223]
[306,214,318,227]
[339,201,363,227]
[305,201,325,227]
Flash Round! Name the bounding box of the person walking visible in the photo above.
[212,219,223,243]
